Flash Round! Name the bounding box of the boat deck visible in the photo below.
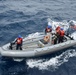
[3,35,71,51]
[6,39,52,51]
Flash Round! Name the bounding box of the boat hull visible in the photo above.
[0,40,76,58]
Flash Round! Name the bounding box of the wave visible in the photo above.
[26,49,76,70]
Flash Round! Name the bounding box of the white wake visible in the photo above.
[26,49,76,70]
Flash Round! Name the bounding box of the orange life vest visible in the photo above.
[56,26,61,35]
[16,38,22,44]
[60,30,65,37]
[56,29,61,35]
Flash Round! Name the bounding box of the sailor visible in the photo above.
[59,28,65,43]
[53,26,61,44]
[44,25,52,43]
[45,25,52,34]
[38,25,52,47]
[16,35,23,50]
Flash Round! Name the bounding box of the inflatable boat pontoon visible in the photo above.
[0,34,76,58]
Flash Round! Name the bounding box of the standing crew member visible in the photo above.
[54,26,61,44]
[16,35,23,50]
[60,28,65,43]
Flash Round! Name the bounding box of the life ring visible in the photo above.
[44,35,50,42]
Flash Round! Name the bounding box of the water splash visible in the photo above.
[23,32,44,41]
[47,18,69,31]
[26,49,76,70]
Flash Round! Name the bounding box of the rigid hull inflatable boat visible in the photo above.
[0,34,76,58]
[0,18,76,58]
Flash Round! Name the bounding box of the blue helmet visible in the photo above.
[47,25,52,28]
[60,28,63,30]
[18,35,22,38]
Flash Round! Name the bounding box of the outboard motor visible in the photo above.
[69,20,75,26]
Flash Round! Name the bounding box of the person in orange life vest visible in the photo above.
[56,26,61,37]
[59,28,65,43]
[16,35,23,50]
[45,25,52,34]
[54,26,61,44]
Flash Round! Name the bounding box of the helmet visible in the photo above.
[47,25,52,28]
[18,35,22,38]
[60,28,63,30]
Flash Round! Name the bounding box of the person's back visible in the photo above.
[53,26,61,44]
[60,30,65,37]
[56,26,61,35]
[60,28,65,42]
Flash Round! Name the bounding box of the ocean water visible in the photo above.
[0,0,76,75]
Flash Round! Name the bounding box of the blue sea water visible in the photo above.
[0,0,76,75]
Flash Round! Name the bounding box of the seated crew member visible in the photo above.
[16,35,23,50]
[45,25,52,44]
[45,25,52,34]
